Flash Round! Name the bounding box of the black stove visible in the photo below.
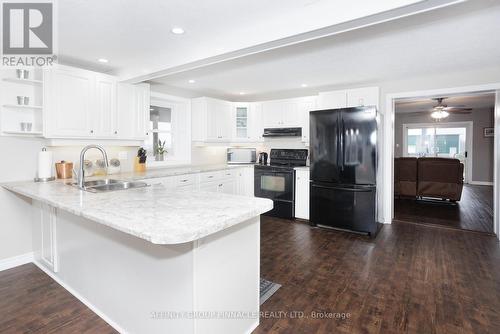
[254,149,308,219]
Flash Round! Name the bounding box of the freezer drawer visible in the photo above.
[310,183,377,235]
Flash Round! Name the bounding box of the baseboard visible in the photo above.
[0,252,34,272]
[468,181,494,186]
[33,261,127,334]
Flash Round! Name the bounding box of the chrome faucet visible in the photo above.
[77,145,109,189]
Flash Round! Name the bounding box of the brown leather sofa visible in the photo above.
[394,157,418,197]
[395,157,464,201]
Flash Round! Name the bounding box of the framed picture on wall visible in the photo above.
[484,127,494,137]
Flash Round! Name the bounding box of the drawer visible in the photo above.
[199,171,223,183]
[138,177,174,186]
[220,169,236,179]
[172,174,196,187]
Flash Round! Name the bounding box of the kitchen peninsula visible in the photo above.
[2,179,273,334]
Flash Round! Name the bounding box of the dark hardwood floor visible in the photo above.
[1,217,499,334]
[0,263,117,334]
[254,217,500,334]
[394,184,494,234]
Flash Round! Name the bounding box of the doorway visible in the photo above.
[388,91,497,234]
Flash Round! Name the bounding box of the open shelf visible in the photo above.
[3,104,43,110]
[2,78,43,86]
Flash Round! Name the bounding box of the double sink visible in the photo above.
[71,179,149,193]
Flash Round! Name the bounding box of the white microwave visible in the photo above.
[227,148,256,164]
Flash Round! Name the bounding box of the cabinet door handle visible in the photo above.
[208,175,214,178]
[114,131,118,134]
[180,179,188,183]
[90,130,94,134]
[146,132,149,136]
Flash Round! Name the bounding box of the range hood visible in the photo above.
[262,127,302,137]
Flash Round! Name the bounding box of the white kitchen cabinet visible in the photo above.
[297,98,317,142]
[318,90,347,109]
[198,170,238,194]
[236,166,254,197]
[232,103,263,142]
[44,65,149,141]
[295,169,310,220]
[262,100,300,128]
[37,202,58,272]
[318,87,379,109]
[94,74,117,138]
[117,82,149,140]
[44,67,94,137]
[192,97,233,142]
[249,103,264,141]
[219,178,236,194]
[346,87,379,108]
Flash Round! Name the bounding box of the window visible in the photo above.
[403,123,470,182]
[145,93,191,166]
[144,105,172,160]
[405,126,465,158]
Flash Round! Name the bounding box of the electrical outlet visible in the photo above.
[118,151,128,160]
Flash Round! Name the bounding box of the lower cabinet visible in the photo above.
[140,167,254,196]
[33,202,58,272]
[236,166,254,197]
[295,169,310,220]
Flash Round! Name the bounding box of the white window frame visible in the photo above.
[402,121,473,183]
[146,92,191,168]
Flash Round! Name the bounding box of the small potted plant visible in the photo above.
[155,140,167,161]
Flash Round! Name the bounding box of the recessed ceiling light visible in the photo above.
[97,58,109,63]
[171,27,185,34]
[239,92,245,95]
[301,83,308,87]
[188,79,196,84]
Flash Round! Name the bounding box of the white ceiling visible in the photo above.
[395,93,496,114]
[57,0,453,79]
[148,0,500,101]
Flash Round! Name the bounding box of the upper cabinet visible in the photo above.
[43,65,149,141]
[317,90,347,110]
[192,97,232,142]
[261,96,316,142]
[232,102,263,142]
[346,87,379,108]
[262,100,301,128]
[117,82,150,140]
[192,97,263,143]
[44,67,94,138]
[318,87,379,109]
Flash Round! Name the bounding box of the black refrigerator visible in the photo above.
[309,106,378,236]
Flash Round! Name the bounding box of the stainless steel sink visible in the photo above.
[80,179,123,187]
[70,179,149,193]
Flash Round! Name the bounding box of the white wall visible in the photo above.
[0,137,44,261]
[49,145,139,173]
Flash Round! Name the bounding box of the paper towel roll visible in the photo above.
[38,148,53,179]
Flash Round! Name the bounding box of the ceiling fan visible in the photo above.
[417,97,472,120]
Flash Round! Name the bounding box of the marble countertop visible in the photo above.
[2,180,273,245]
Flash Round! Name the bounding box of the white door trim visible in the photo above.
[401,121,473,184]
[383,83,500,239]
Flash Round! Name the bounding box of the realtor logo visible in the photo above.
[2,2,53,54]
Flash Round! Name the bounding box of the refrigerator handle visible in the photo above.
[340,118,345,171]
[311,184,373,192]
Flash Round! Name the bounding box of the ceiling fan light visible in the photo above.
[431,110,449,119]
